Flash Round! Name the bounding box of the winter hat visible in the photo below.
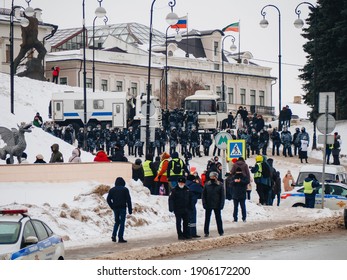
[170,152,179,158]
[209,171,218,178]
[255,155,263,162]
[177,176,186,183]
[135,158,142,165]
[36,154,44,160]
[115,177,126,187]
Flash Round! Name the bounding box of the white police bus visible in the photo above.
[184,90,227,130]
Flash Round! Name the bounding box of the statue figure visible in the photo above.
[13,10,47,78]
[0,123,32,164]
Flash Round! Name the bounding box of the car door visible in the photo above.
[329,185,347,210]
[32,220,55,260]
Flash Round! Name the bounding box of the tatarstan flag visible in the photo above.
[222,22,239,32]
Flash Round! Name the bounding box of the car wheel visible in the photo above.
[293,203,305,208]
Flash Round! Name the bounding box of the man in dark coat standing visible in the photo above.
[169,176,192,240]
[186,174,203,238]
[107,177,132,243]
[231,167,250,222]
[202,171,225,237]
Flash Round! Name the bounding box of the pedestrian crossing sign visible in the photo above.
[226,140,246,160]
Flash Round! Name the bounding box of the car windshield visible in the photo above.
[296,172,336,186]
[0,222,21,244]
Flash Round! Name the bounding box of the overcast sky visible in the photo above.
[3,0,318,112]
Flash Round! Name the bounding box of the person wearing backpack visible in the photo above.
[251,155,271,205]
[167,152,187,190]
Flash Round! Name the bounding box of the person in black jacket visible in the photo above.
[132,158,144,182]
[202,171,225,237]
[168,176,192,240]
[230,167,250,222]
[106,177,132,243]
[186,174,203,238]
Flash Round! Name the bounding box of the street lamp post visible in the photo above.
[294,2,317,150]
[165,26,182,110]
[9,0,34,115]
[82,0,106,149]
[221,35,236,102]
[92,14,108,92]
[146,0,178,154]
[260,4,282,120]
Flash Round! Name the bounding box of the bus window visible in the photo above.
[217,101,227,113]
[200,100,216,114]
[185,100,199,112]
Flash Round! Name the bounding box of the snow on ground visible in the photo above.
[0,73,345,252]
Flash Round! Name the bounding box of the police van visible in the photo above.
[296,164,347,186]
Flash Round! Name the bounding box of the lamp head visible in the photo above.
[95,6,106,18]
[230,43,237,52]
[24,6,35,17]
[166,12,178,25]
[259,18,269,28]
[175,32,182,42]
[294,18,304,29]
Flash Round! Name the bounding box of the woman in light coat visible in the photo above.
[282,170,295,192]
[68,148,81,163]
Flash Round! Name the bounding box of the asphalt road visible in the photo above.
[167,228,347,260]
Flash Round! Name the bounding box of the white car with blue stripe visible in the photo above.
[280,182,347,210]
[0,209,64,260]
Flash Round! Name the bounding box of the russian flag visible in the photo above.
[171,16,187,29]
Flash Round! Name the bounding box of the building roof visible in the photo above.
[47,22,165,50]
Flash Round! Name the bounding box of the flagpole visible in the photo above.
[238,20,241,63]
[185,13,189,57]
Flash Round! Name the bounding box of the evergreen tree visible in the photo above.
[299,0,347,119]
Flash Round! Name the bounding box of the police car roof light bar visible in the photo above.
[0,209,28,215]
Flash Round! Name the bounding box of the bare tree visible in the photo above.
[167,78,204,110]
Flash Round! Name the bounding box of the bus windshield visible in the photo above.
[185,100,216,114]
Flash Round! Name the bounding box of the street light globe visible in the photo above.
[294,18,304,29]
[230,44,237,52]
[259,18,269,28]
[95,6,106,18]
[24,6,35,17]
[20,17,29,27]
[166,12,179,25]
[175,33,182,42]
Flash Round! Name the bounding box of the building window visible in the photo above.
[131,82,138,96]
[205,85,211,90]
[101,79,108,91]
[86,78,92,88]
[59,77,67,85]
[214,64,220,70]
[240,88,246,105]
[228,87,234,104]
[168,50,173,57]
[216,86,221,98]
[250,90,256,106]
[214,41,219,56]
[259,90,265,106]
[116,81,123,92]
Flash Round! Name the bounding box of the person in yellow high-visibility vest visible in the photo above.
[303,173,319,208]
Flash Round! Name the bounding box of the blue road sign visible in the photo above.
[226,140,246,160]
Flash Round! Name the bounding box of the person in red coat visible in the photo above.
[94,150,110,162]
[154,152,170,195]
